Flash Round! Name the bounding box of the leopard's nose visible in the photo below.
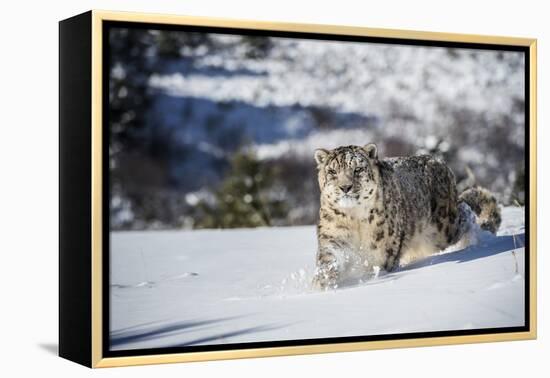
[340,184,352,193]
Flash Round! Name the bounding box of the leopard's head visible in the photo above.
[314,144,380,209]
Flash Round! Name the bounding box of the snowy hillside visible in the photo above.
[149,36,524,140]
[109,207,525,351]
[147,35,525,167]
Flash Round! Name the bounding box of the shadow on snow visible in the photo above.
[399,233,525,272]
[110,315,291,349]
[337,233,524,290]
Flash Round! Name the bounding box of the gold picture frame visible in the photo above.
[59,9,537,368]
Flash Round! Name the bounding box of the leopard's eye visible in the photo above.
[354,167,363,174]
[327,168,336,175]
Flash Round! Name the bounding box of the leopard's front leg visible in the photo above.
[312,237,347,290]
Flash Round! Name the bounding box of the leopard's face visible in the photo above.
[315,144,379,209]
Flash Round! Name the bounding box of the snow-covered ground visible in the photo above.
[109,207,525,351]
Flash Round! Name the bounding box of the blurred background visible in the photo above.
[108,27,525,231]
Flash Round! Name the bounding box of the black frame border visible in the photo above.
[59,11,93,367]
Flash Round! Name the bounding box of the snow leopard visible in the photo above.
[312,143,501,290]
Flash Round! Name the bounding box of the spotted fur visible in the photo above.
[312,143,501,290]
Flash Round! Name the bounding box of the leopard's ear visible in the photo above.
[363,143,378,159]
[314,149,329,167]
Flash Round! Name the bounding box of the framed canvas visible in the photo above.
[59,10,537,368]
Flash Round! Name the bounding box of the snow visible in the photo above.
[148,35,524,151]
[150,36,523,122]
[109,207,525,351]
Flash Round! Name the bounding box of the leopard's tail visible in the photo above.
[458,186,501,234]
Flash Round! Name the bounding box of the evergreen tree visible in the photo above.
[197,152,286,228]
